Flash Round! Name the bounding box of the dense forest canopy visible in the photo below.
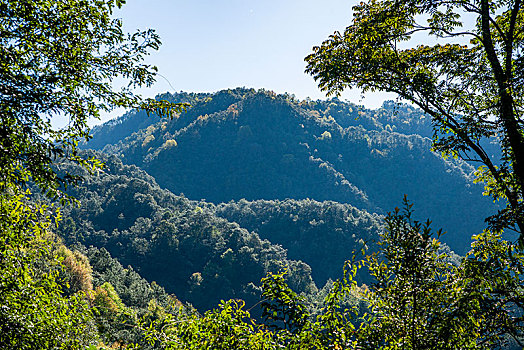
[86,88,498,253]
[2,0,524,349]
[0,0,187,347]
[306,0,524,245]
[56,152,318,312]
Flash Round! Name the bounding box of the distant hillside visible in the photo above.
[87,88,498,253]
[86,89,434,149]
[207,198,383,285]
[57,152,317,312]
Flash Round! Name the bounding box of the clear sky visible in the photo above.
[100,0,397,124]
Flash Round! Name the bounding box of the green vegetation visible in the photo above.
[208,198,383,285]
[89,88,496,253]
[56,152,317,312]
[136,200,524,349]
[0,0,185,348]
[2,0,524,348]
[0,187,96,348]
[305,0,524,244]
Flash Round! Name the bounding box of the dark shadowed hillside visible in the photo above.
[57,152,317,312]
[87,88,498,253]
[206,198,383,285]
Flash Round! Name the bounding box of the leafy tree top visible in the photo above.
[0,0,187,199]
[305,0,524,242]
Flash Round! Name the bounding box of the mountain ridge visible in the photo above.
[85,88,499,253]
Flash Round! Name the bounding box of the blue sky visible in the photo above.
[100,0,397,123]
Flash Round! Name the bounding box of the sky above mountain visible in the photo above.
[96,0,397,124]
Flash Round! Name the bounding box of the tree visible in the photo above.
[0,187,97,349]
[456,229,524,348]
[0,0,187,199]
[356,198,515,349]
[305,0,524,243]
[0,0,187,347]
[356,200,459,349]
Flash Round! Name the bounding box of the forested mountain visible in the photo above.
[57,153,319,312]
[87,88,498,253]
[56,152,402,313]
[207,199,382,285]
[5,0,524,346]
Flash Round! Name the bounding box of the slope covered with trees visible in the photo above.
[88,88,497,253]
[207,198,382,285]
[3,0,524,347]
[0,0,187,348]
[56,152,318,312]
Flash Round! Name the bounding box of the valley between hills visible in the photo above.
[57,88,496,313]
